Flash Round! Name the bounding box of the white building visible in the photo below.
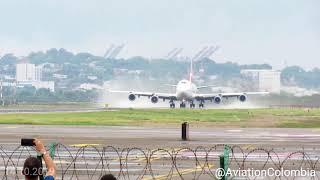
[53,74,68,79]
[17,81,55,92]
[16,63,42,82]
[241,69,281,94]
[77,83,103,90]
[16,63,55,92]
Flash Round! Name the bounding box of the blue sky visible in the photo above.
[0,0,319,69]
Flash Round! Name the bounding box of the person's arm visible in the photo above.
[34,139,57,178]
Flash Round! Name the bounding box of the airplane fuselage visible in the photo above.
[175,79,197,102]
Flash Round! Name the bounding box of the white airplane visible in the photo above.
[110,59,269,108]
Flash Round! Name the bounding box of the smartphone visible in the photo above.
[21,139,35,146]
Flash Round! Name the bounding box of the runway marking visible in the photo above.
[112,148,190,163]
[69,144,101,147]
[144,148,190,162]
[143,163,214,180]
[2,126,17,129]
[53,160,69,164]
[243,144,255,150]
[226,129,243,132]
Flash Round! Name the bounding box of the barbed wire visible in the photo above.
[0,144,319,179]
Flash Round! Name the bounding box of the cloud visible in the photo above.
[0,0,319,69]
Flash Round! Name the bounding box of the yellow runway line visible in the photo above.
[243,144,255,150]
[143,163,214,180]
[69,143,101,147]
[3,126,18,129]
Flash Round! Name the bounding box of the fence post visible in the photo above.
[49,142,58,159]
[223,145,230,171]
[181,122,189,141]
[219,145,230,180]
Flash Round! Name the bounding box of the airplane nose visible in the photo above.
[179,91,189,98]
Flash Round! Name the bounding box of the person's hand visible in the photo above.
[33,139,46,153]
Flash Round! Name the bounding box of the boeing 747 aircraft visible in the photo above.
[110,59,269,108]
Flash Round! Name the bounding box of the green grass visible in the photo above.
[0,108,319,128]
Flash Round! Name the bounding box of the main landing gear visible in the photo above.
[199,103,204,108]
[169,101,203,109]
[180,103,186,108]
[170,100,176,109]
[180,102,196,109]
[170,103,175,108]
[190,102,195,108]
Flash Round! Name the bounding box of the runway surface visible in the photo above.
[1,125,320,179]
[0,125,320,148]
[0,108,105,114]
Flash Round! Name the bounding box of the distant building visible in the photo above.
[87,75,98,80]
[16,62,55,92]
[281,86,319,97]
[16,63,42,82]
[241,69,281,94]
[17,81,55,92]
[127,70,143,75]
[77,83,102,90]
[53,73,68,79]
[3,75,15,81]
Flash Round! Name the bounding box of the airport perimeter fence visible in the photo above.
[0,144,320,179]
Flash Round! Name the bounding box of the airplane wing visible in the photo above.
[194,92,269,101]
[109,90,177,100]
[197,85,216,89]
[163,84,177,87]
[220,92,269,97]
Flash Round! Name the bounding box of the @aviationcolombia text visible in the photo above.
[215,168,315,178]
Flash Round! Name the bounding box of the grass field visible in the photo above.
[0,108,320,128]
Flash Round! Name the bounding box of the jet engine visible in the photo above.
[128,94,136,101]
[151,96,159,103]
[239,94,247,102]
[214,96,222,104]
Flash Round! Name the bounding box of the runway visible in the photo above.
[0,125,320,148]
[0,108,106,114]
[1,125,320,179]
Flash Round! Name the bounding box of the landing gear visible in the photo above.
[169,99,175,109]
[170,103,175,108]
[199,103,204,108]
[190,103,195,108]
[180,103,186,108]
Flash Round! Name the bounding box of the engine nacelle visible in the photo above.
[151,96,159,103]
[239,95,247,102]
[214,96,222,104]
[128,94,136,101]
